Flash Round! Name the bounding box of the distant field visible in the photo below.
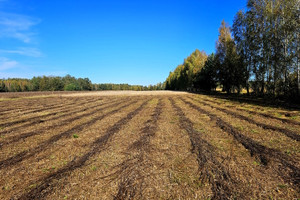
[0,91,299,199]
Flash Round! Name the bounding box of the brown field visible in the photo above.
[0,91,299,199]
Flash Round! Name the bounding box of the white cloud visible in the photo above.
[0,57,18,70]
[0,47,43,57]
[0,12,40,43]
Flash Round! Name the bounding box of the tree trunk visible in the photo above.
[297,54,300,96]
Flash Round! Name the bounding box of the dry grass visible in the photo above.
[0,91,299,199]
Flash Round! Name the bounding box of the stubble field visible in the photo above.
[0,91,299,199]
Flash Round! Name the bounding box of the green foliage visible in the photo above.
[73,134,79,138]
[64,83,80,91]
[232,0,300,98]
[194,54,218,91]
[165,49,208,91]
[165,0,299,100]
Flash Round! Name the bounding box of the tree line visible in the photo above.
[165,0,299,100]
[0,75,164,92]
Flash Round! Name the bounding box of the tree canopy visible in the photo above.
[165,0,300,101]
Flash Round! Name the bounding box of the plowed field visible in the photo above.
[0,91,299,199]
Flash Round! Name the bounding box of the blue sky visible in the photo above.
[0,0,247,85]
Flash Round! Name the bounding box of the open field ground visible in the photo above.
[0,91,299,199]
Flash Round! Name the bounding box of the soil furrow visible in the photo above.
[0,98,123,148]
[16,99,151,200]
[170,97,236,200]
[114,99,163,200]
[180,97,300,189]
[0,99,138,170]
[189,96,300,141]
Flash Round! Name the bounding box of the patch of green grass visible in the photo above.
[91,166,97,171]
[269,138,280,145]
[42,168,49,173]
[236,125,244,131]
[285,150,291,155]
[277,184,287,189]
[196,127,206,133]
[64,195,68,199]
[251,129,259,134]
[3,186,9,190]
[28,183,37,189]
[73,134,79,138]
[253,161,260,166]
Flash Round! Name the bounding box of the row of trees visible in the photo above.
[165,0,299,99]
[0,75,93,92]
[93,83,164,91]
[0,75,164,92]
[165,49,208,90]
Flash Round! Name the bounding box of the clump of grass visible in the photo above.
[28,183,37,189]
[236,125,244,131]
[251,129,258,134]
[277,184,287,189]
[3,186,9,191]
[73,134,79,138]
[284,150,291,155]
[42,168,49,173]
[253,161,260,166]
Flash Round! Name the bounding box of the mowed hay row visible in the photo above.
[0,96,97,122]
[1,97,148,199]
[0,92,299,199]
[188,95,300,141]
[0,97,103,135]
[0,96,115,139]
[13,98,152,200]
[0,97,128,160]
[42,98,160,199]
[178,97,300,193]
[183,96,300,158]
[173,97,299,199]
[0,96,80,117]
[198,94,300,124]
[0,97,139,166]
